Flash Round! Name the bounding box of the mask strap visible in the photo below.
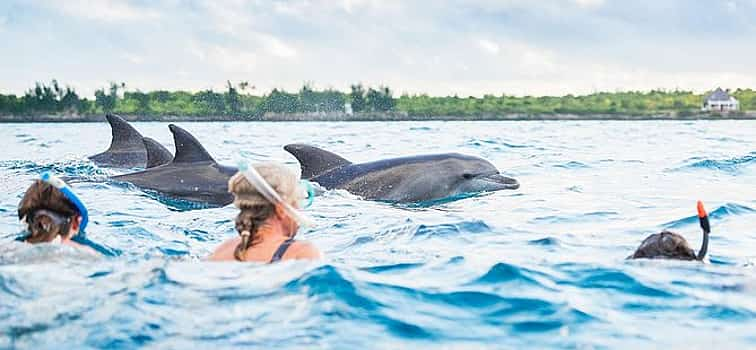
[300,180,315,209]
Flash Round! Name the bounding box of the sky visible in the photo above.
[1,0,756,97]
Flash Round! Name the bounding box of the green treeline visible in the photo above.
[2,80,755,118]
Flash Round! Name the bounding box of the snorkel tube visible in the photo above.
[237,162,314,229]
[696,201,710,261]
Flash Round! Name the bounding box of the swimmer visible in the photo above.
[17,173,97,254]
[209,162,320,263]
[628,201,710,261]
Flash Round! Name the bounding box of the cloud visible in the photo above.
[573,0,605,8]
[2,0,756,97]
[257,34,297,59]
[120,53,145,65]
[187,41,258,74]
[45,0,160,22]
[476,39,501,55]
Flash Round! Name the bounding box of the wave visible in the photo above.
[0,160,109,181]
[471,262,545,286]
[285,265,594,339]
[284,266,434,339]
[556,263,678,297]
[552,161,590,169]
[531,211,618,224]
[399,191,491,207]
[528,237,561,247]
[465,138,531,149]
[680,152,756,173]
[412,220,491,239]
[662,203,755,229]
[361,262,424,274]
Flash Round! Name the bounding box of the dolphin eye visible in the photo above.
[462,173,475,180]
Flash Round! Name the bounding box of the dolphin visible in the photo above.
[284,144,520,202]
[89,114,172,169]
[143,137,174,168]
[112,124,237,206]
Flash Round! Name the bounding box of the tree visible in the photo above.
[226,80,241,115]
[94,82,123,113]
[350,84,366,112]
[366,86,395,112]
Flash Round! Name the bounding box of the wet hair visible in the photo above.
[227,163,300,261]
[629,230,698,260]
[17,180,79,243]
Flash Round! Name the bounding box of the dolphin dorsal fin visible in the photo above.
[142,137,173,168]
[284,144,352,179]
[106,114,143,151]
[168,124,216,164]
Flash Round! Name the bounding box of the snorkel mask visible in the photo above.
[237,162,315,229]
[40,172,89,234]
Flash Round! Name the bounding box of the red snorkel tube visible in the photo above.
[696,201,710,261]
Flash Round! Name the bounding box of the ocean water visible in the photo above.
[0,120,755,349]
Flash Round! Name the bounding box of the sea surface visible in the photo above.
[1,121,755,349]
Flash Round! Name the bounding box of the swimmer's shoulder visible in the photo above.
[208,236,242,261]
[286,240,321,260]
[63,240,99,255]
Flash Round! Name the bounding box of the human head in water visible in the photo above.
[18,180,84,244]
[628,201,711,261]
[217,162,319,262]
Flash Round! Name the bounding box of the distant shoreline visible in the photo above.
[1,112,755,123]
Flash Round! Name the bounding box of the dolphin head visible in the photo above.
[388,154,520,202]
[446,154,520,194]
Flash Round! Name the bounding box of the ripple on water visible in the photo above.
[412,220,491,239]
[556,264,677,298]
[471,262,545,286]
[531,211,618,224]
[0,160,109,180]
[679,152,756,173]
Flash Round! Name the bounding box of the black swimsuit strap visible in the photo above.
[270,238,295,263]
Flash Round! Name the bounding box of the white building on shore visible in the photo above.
[702,88,739,112]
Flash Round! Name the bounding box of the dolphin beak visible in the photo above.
[480,173,520,190]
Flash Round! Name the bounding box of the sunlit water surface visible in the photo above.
[1,121,755,349]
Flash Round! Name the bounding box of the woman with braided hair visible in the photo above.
[209,162,320,263]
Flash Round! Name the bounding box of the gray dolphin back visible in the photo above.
[112,124,235,206]
[89,114,147,167]
[142,137,173,168]
[284,143,352,179]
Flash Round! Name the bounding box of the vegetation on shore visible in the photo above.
[1,80,755,120]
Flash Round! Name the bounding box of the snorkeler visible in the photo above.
[628,201,710,261]
[209,162,320,263]
[17,172,98,254]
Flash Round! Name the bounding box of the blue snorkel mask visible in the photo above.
[40,172,89,233]
[18,172,118,256]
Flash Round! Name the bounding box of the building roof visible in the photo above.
[705,87,736,102]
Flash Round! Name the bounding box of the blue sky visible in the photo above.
[1,0,755,97]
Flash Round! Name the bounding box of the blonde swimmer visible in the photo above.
[209,162,320,263]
